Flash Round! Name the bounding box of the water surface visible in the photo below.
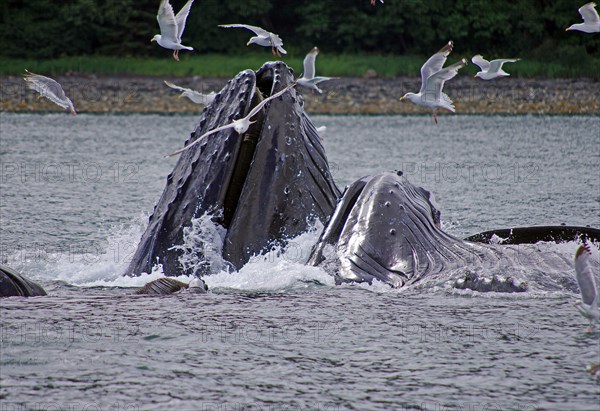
[1,113,599,410]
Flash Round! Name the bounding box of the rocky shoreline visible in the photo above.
[1,74,598,115]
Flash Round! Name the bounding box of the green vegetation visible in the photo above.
[2,53,599,78]
[1,0,598,78]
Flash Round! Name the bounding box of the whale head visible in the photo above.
[125,62,341,277]
[308,172,459,287]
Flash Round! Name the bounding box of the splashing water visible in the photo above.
[205,220,335,291]
[169,212,228,276]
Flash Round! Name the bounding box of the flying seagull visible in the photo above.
[164,81,216,105]
[399,41,467,124]
[166,82,296,157]
[566,2,600,33]
[219,24,286,57]
[296,47,337,94]
[23,70,76,115]
[151,0,194,61]
[471,55,520,80]
[573,243,600,332]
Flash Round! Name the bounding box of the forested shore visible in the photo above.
[1,0,598,78]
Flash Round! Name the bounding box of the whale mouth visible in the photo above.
[220,66,282,229]
[125,61,340,277]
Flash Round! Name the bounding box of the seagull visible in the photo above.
[166,82,296,157]
[151,0,194,61]
[219,24,286,57]
[164,81,216,105]
[23,70,76,115]
[399,41,467,124]
[296,47,337,94]
[573,243,600,332]
[566,2,600,33]
[471,55,520,80]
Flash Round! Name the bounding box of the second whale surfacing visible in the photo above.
[308,172,599,291]
[125,62,340,277]
[308,172,476,288]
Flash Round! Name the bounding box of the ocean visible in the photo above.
[1,113,599,410]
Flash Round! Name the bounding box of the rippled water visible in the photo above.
[1,113,599,410]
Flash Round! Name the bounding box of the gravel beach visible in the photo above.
[1,74,598,115]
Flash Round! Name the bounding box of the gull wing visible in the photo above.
[420,41,453,94]
[164,80,213,104]
[471,55,490,72]
[302,47,318,79]
[157,0,179,43]
[424,58,466,101]
[579,2,600,24]
[310,76,336,84]
[164,80,191,93]
[246,82,296,120]
[166,123,236,157]
[23,70,72,111]
[184,91,216,105]
[196,91,216,105]
[175,0,194,42]
[422,59,466,111]
[488,58,519,74]
[575,244,598,307]
[167,82,295,157]
[219,24,271,37]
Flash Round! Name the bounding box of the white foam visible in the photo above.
[6,213,338,291]
[169,213,228,275]
[5,214,149,286]
[205,221,335,291]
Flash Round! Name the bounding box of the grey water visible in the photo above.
[1,113,599,410]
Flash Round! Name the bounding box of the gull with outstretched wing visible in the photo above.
[566,2,600,33]
[164,81,216,105]
[151,0,195,61]
[296,47,337,94]
[23,70,76,115]
[166,82,296,157]
[472,55,520,80]
[219,24,286,57]
[400,41,467,124]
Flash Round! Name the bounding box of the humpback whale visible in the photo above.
[308,172,599,291]
[0,266,208,298]
[126,62,340,277]
[136,277,208,295]
[0,265,47,297]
